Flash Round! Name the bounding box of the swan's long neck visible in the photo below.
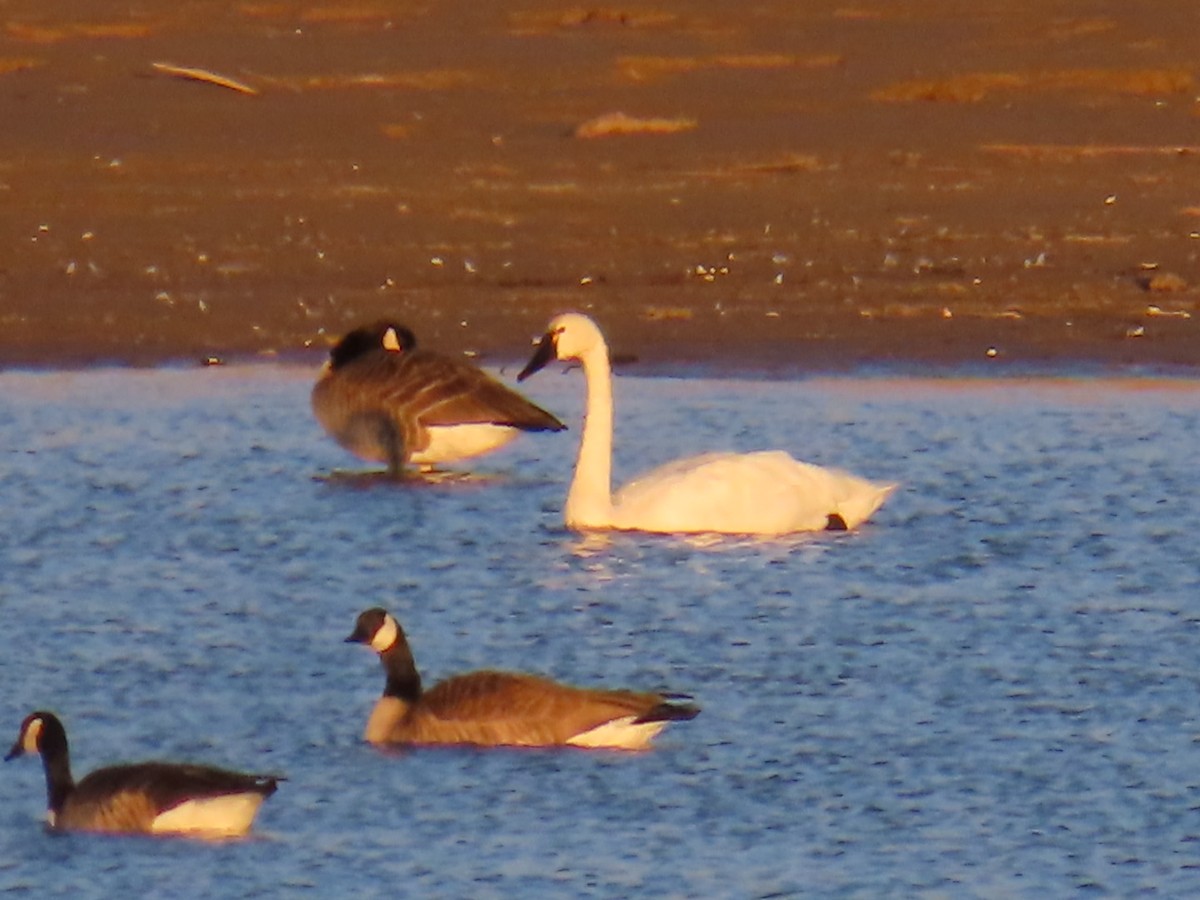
[566,342,615,528]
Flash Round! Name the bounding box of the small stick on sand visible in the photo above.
[151,62,258,96]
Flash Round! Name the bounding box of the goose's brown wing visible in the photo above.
[384,352,565,431]
[407,672,672,746]
[313,351,421,463]
[313,350,563,465]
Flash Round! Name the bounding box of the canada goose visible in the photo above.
[517,313,895,534]
[346,608,699,749]
[312,321,566,475]
[6,711,279,838]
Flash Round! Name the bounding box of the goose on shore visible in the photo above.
[312,321,566,475]
[517,312,895,535]
[346,608,699,750]
[6,711,280,838]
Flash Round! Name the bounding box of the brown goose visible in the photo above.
[311,321,566,476]
[6,711,280,838]
[345,608,699,750]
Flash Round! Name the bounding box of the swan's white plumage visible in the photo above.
[610,450,891,534]
[519,313,895,535]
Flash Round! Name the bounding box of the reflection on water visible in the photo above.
[2,367,1200,896]
[316,468,513,488]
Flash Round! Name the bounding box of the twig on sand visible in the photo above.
[151,62,258,95]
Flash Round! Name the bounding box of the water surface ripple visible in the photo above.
[2,367,1199,897]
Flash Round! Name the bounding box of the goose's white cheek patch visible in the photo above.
[23,718,43,753]
[371,615,399,653]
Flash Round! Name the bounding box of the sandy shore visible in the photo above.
[1,1,1197,373]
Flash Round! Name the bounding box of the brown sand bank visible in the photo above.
[1,1,1198,373]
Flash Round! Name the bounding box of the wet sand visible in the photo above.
[1,1,1197,373]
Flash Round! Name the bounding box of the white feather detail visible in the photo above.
[150,794,266,838]
[410,423,520,466]
[565,716,667,751]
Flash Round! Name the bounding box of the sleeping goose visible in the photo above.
[518,312,896,535]
[346,608,699,750]
[6,711,280,838]
[312,321,566,476]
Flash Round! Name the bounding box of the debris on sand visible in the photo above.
[618,53,842,82]
[151,62,258,95]
[0,57,42,76]
[574,111,696,139]
[874,67,1193,103]
[1140,273,1189,293]
[509,7,680,33]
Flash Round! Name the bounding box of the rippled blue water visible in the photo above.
[2,365,1200,897]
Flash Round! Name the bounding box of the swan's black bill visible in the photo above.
[517,332,556,382]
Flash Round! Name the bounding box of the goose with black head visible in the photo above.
[346,608,699,750]
[6,711,280,838]
[312,321,565,476]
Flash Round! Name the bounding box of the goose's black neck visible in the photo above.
[35,716,75,816]
[379,640,423,704]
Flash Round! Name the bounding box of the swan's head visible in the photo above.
[517,313,605,381]
[327,321,417,371]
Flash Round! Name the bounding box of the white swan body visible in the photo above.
[518,313,895,535]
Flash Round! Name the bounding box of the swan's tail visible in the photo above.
[834,481,897,531]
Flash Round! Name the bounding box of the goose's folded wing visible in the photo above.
[60,764,275,831]
[417,673,668,742]
[394,355,565,430]
[320,351,562,430]
[75,763,278,809]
